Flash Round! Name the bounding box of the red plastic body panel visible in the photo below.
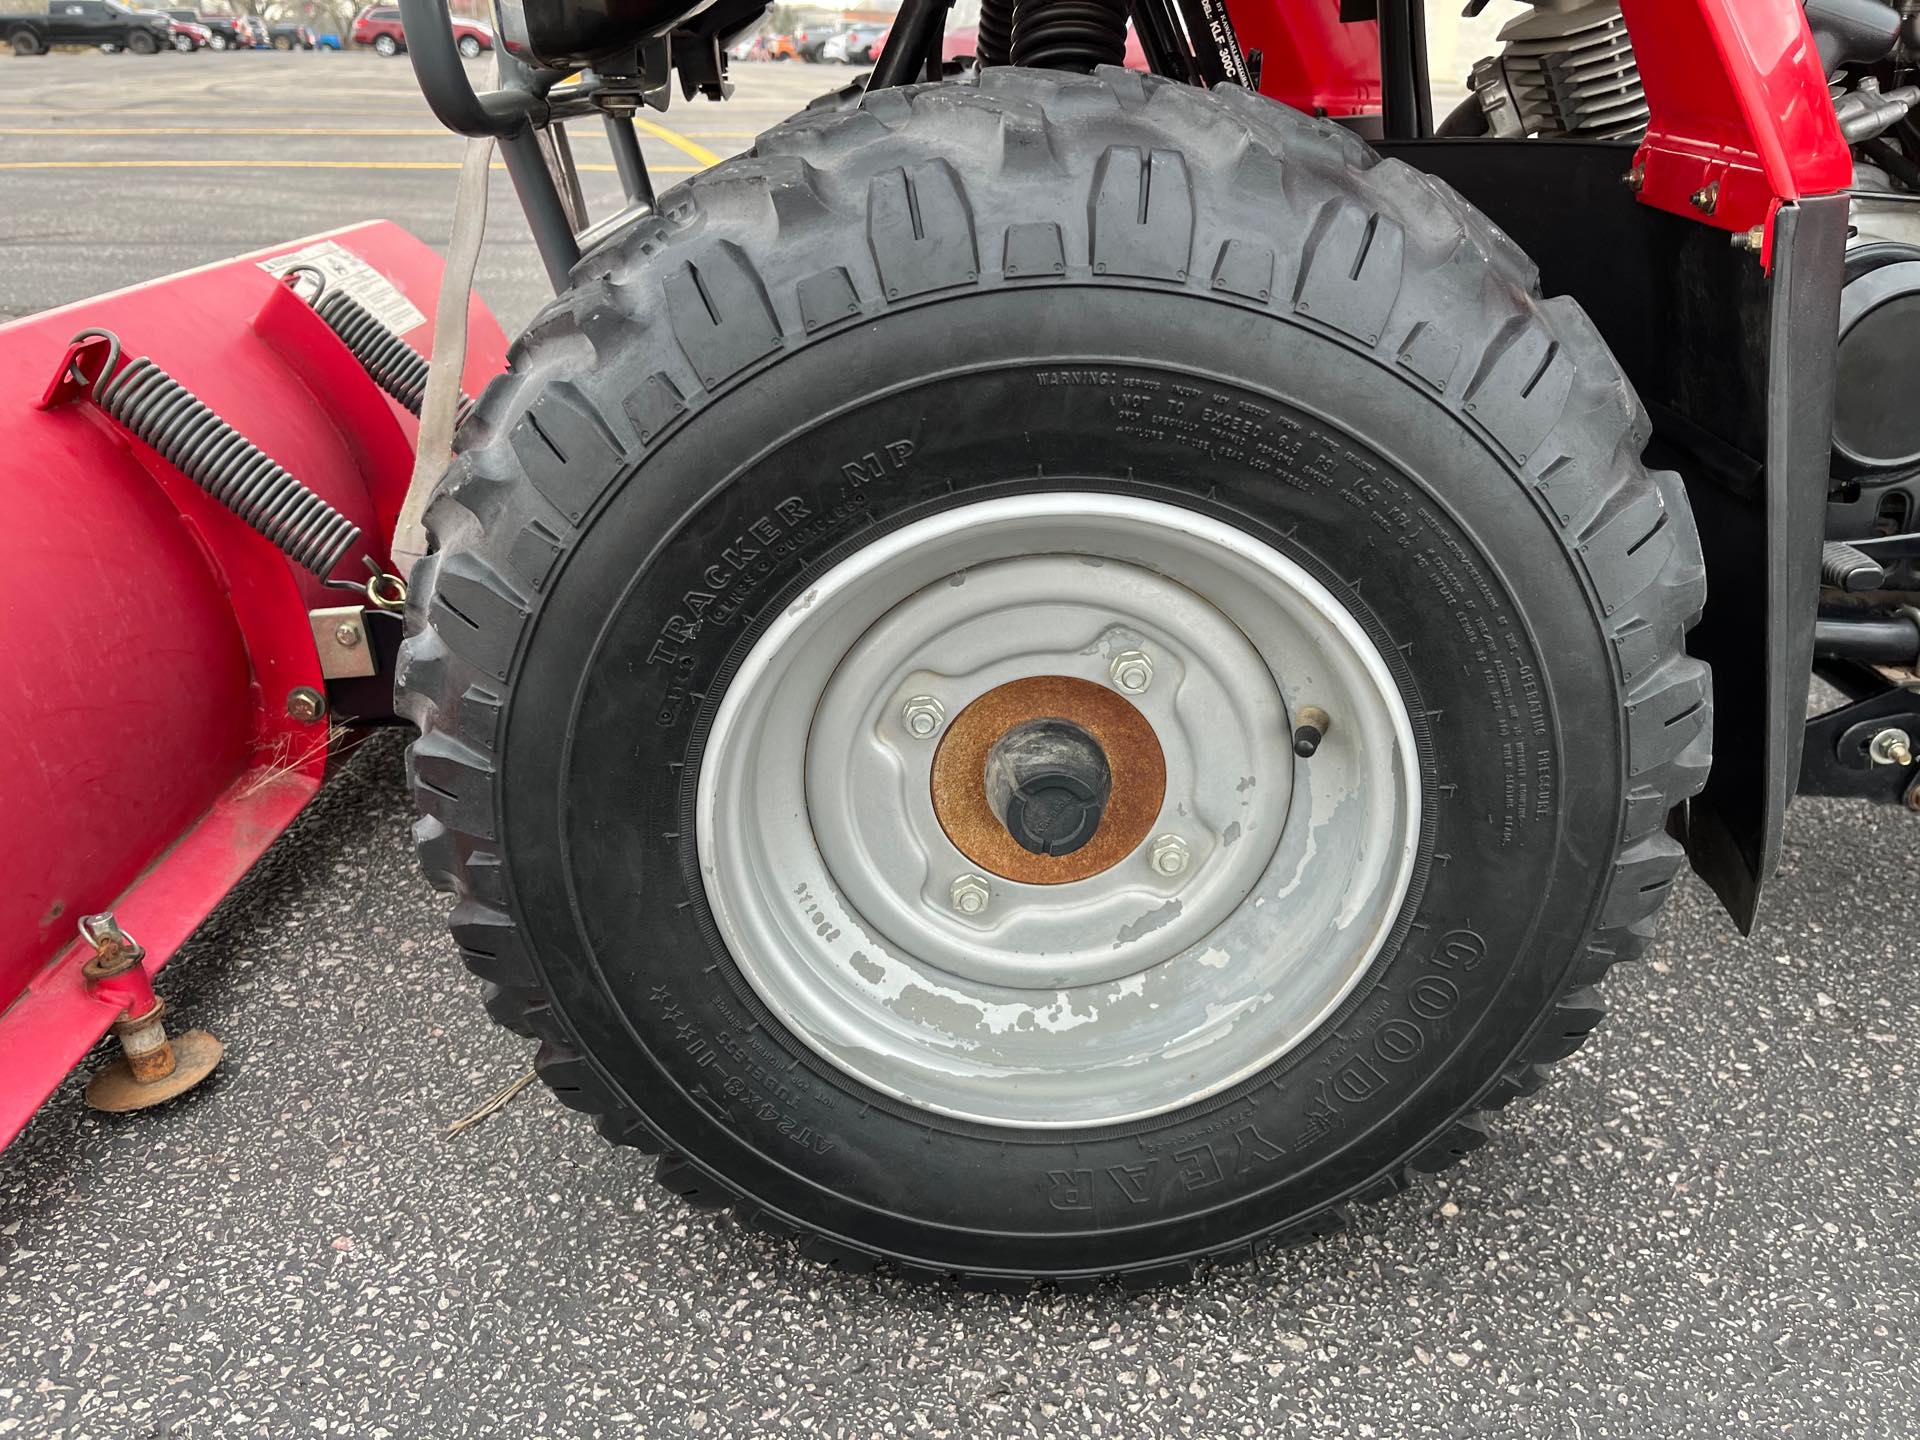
[0,221,508,1148]
[1228,0,1379,116]
[1621,0,1852,262]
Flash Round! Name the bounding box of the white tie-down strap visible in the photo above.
[392,131,495,580]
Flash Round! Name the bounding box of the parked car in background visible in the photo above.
[268,20,313,47]
[351,4,491,56]
[161,8,214,48]
[796,21,843,61]
[4,0,172,53]
[179,8,244,47]
[316,30,341,47]
[163,10,211,48]
[824,22,886,63]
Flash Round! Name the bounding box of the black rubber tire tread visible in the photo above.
[398,67,1710,1287]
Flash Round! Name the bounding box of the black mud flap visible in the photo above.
[1379,140,1847,931]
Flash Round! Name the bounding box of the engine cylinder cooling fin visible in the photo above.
[976,0,1015,66]
[74,332,362,581]
[310,286,474,424]
[1471,1,1648,142]
[1008,0,1126,72]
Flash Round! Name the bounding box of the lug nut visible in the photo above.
[902,696,946,738]
[1149,834,1190,877]
[950,874,990,915]
[1110,649,1154,694]
[1869,727,1915,768]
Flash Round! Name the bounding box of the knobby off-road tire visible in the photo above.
[399,68,1710,1286]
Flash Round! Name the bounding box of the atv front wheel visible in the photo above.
[401,69,1709,1285]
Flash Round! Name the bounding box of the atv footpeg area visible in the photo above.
[0,224,508,1150]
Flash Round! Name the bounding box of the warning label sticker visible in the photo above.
[259,240,426,336]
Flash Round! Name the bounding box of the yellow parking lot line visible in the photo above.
[0,126,451,136]
[0,158,699,172]
[628,116,721,166]
[0,124,750,155]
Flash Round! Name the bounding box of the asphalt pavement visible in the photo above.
[2,49,1917,1440]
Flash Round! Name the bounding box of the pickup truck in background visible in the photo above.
[5,0,173,52]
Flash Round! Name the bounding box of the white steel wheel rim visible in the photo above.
[695,494,1419,1129]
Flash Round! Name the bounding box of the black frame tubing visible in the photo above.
[605,113,657,209]
[1378,0,1432,140]
[399,0,591,290]
[1126,0,1200,84]
[871,0,947,88]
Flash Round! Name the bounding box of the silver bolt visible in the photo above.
[286,686,327,724]
[1869,727,1915,768]
[1149,834,1190,877]
[902,696,945,739]
[334,620,363,648]
[1110,649,1154,694]
[950,874,990,915]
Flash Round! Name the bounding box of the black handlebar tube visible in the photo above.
[399,0,583,289]
[398,0,544,136]
[870,0,946,88]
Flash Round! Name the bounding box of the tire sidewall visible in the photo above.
[495,284,1623,1274]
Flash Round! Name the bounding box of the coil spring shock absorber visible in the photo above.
[1009,0,1126,72]
[286,267,474,423]
[977,0,1014,66]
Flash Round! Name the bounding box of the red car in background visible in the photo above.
[351,4,492,57]
[164,12,211,49]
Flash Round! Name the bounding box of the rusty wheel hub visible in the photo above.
[695,495,1418,1128]
[930,675,1164,884]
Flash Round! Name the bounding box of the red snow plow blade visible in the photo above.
[0,222,507,1148]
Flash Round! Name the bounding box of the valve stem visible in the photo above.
[1292,706,1332,759]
